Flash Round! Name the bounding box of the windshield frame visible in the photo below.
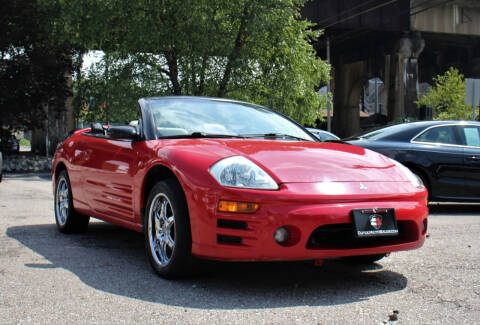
[141,96,317,142]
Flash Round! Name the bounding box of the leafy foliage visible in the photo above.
[416,67,472,120]
[46,0,330,125]
[0,0,73,130]
[75,53,168,124]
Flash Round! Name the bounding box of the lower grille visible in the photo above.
[217,219,248,230]
[217,234,243,245]
[306,220,418,250]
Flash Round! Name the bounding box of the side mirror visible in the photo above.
[106,125,139,140]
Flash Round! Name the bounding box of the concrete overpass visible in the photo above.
[302,0,480,137]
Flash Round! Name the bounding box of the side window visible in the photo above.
[461,126,480,147]
[414,126,458,145]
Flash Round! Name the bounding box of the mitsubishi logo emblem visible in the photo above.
[369,214,383,230]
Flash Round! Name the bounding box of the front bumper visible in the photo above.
[187,181,428,261]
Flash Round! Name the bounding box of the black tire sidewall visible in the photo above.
[54,170,89,233]
[144,179,192,278]
[55,171,72,232]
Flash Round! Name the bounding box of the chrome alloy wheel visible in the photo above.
[148,193,175,266]
[55,177,69,226]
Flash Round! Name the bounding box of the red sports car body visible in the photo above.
[52,97,428,277]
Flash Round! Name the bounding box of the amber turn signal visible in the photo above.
[218,200,259,213]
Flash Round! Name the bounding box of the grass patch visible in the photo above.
[19,138,31,146]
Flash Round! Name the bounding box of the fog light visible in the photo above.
[274,227,289,244]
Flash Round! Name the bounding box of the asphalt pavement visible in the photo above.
[0,174,479,324]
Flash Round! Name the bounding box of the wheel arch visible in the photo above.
[141,164,188,225]
[54,161,67,180]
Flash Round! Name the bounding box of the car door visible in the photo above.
[412,125,467,200]
[67,132,91,213]
[81,133,138,221]
[457,125,480,200]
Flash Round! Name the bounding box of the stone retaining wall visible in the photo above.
[2,155,53,173]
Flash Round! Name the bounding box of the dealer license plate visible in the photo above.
[351,208,399,238]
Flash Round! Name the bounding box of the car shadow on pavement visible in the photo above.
[7,222,407,309]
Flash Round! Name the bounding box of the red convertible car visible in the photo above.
[52,97,428,278]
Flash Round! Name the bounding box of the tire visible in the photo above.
[54,170,90,233]
[144,178,193,278]
[343,254,386,264]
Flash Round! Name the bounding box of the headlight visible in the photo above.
[209,156,278,190]
[391,159,424,188]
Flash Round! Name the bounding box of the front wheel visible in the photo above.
[54,170,89,233]
[144,179,193,278]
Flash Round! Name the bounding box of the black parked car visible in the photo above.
[347,121,480,203]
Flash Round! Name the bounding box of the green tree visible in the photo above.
[74,53,168,124]
[45,0,330,125]
[416,67,471,120]
[0,0,72,131]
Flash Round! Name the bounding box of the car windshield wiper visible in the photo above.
[241,133,311,141]
[159,132,247,139]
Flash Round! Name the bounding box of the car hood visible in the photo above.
[159,139,408,184]
[223,140,406,183]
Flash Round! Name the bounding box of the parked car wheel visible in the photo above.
[144,178,193,278]
[54,170,90,233]
[343,254,386,264]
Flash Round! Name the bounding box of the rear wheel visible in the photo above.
[54,170,89,233]
[343,254,386,264]
[144,178,193,278]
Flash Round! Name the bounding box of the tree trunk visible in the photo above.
[196,55,208,95]
[165,49,182,95]
[217,5,249,97]
[31,126,47,155]
[31,65,74,156]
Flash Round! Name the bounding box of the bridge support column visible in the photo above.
[388,32,425,121]
[332,59,366,138]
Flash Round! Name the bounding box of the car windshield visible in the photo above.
[320,133,338,141]
[308,129,339,141]
[149,98,314,141]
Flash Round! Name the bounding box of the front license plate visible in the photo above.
[351,208,398,238]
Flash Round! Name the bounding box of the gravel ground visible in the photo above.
[0,174,479,325]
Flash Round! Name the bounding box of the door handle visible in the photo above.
[466,156,480,161]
